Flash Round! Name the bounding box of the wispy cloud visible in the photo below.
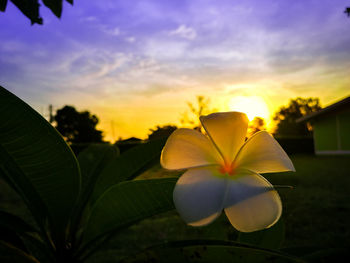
[169,24,197,40]
[102,27,121,36]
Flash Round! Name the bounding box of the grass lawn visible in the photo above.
[1,154,350,261]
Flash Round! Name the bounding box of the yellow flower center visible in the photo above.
[219,161,236,175]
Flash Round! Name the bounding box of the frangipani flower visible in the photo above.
[160,112,295,232]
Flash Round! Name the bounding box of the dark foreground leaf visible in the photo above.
[0,240,39,263]
[90,138,167,204]
[82,178,177,248]
[78,143,120,194]
[0,0,7,11]
[0,210,36,234]
[72,144,120,235]
[42,0,62,18]
[0,86,81,246]
[9,0,42,24]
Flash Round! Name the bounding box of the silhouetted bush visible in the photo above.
[276,136,314,154]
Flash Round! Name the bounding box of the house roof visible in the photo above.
[116,137,142,143]
[296,96,350,122]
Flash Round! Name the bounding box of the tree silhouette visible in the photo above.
[180,95,216,131]
[0,0,73,25]
[148,125,177,140]
[273,97,321,137]
[54,105,103,143]
[345,7,350,17]
[248,117,266,137]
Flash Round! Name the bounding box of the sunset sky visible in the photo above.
[1,0,349,141]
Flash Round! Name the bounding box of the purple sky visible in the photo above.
[1,0,350,139]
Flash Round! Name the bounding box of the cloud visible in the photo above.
[125,36,136,43]
[143,38,188,59]
[169,24,197,40]
[101,26,121,36]
[79,16,98,22]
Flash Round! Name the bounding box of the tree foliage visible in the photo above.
[0,0,73,25]
[148,125,177,140]
[180,95,216,131]
[248,117,266,137]
[273,97,321,137]
[345,7,350,17]
[54,105,103,143]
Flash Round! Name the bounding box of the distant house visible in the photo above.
[297,96,350,155]
[115,137,143,153]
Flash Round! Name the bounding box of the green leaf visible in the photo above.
[42,0,62,18]
[237,218,285,249]
[0,210,36,234]
[0,227,27,252]
[82,178,177,248]
[78,143,120,196]
[0,212,53,263]
[0,240,39,263]
[0,153,48,234]
[0,0,7,11]
[0,86,81,246]
[20,235,55,263]
[90,138,167,204]
[71,144,120,234]
[0,209,36,252]
[120,240,305,263]
[10,0,43,24]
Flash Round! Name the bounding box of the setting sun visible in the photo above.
[228,96,270,121]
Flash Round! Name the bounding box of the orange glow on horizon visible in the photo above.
[96,93,282,142]
[93,84,346,142]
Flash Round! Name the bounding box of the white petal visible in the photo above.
[224,170,282,232]
[234,131,295,174]
[173,166,227,226]
[161,128,222,170]
[200,112,248,164]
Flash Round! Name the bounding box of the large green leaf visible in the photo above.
[20,235,55,263]
[237,218,285,249]
[0,210,36,234]
[0,146,47,231]
[120,240,305,263]
[0,210,38,253]
[42,0,62,18]
[0,227,27,253]
[78,143,120,197]
[0,211,54,263]
[10,0,43,24]
[82,178,177,248]
[0,86,81,245]
[0,240,39,263]
[0,0,7,11]
[90,138,166,204]
[71,144,120,234]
